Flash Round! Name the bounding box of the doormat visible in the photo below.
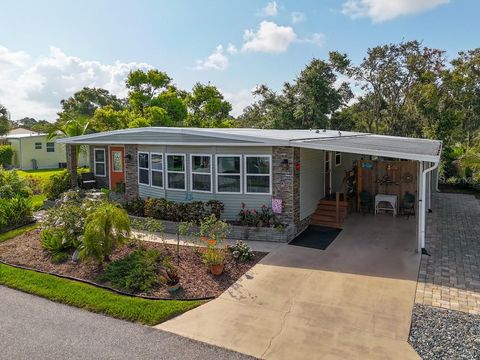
[289,225,342,250]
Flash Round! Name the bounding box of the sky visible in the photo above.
[0,0,478,122]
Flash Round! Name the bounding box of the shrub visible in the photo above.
[51,252,69,264]
[40,229,70,256]
[0,196,33,231]
[199,214,229,246]
[202,247,225,266]
[0,168,32,198]
[80,203,131,262]
[100,248,161,293]
[238,203,276,227]
[228,240,254,262]
[124,197,145,217]
[0,145,14,167]
[43,170,71,200]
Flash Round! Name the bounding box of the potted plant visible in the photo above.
[202,247,225,276]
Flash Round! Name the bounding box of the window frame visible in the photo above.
[335,151,342,167]
[138,151,150,186]
[150,152,164,189]
[93,148,106,177]
[190,154,213,193]
[215,154,242,194]
[46,142,55,153]
[166,153,186,191]
[35,142,42,150]
[244,155,272,195]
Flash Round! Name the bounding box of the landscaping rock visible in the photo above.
[409,304,480,360]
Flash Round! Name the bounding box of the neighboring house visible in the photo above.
[1,128,89,170]
[58,127,442,251]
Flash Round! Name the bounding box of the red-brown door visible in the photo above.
[109,146,125,190]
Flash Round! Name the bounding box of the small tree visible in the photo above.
[80,203,131,262]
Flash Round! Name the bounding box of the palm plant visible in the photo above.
[460,141,480,175]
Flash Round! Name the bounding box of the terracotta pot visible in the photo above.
[209,263,224,276]
[167,283,181,293]
[208,239,216,246]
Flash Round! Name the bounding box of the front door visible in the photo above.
[324,151,331,196]
[109,146,125,190]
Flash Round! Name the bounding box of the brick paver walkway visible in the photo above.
[415,193,480,314]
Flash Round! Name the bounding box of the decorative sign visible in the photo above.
[295,162,301,171]
[272,198,283,214]
[361,162,373,169]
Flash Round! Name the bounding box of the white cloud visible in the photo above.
[258,1,278,17]
[242,21,297,54]
[227,43,238,55]
[0,45,152,121]
[223,87,256,117]
[342,0,449,22]
[291,12,306,24]
[298,33,326,47]
[195,45,229,71]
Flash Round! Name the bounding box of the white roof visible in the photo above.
[58,127,442,162]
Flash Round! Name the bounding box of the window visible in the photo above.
[46,142,55,153]
[216,155,241,193]
[35,142,42,150]
[94,148,106,177]
[150,153,163,188]
[191,154,212,192]
[245,155,271,194]
[335,152,342,166]
[166,154,186,190]
[112,151,123,172]
[138,152,150,185]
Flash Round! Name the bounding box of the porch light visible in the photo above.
[124,154,132,160]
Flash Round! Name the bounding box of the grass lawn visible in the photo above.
[0,263,204,325]
[0,223,38,243]
[17,168,66,181]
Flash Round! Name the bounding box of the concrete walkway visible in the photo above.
[157,213,421,359]
[0,285,253,360]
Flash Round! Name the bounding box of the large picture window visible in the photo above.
[245,155,271,194]
[191,154,212,192]
[216,155,241,193]
[150,153,163,188]
[138,152,150,185]
[94,148,106,177]
[166,154,186,190]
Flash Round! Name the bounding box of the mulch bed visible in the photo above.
[0,229,266,299]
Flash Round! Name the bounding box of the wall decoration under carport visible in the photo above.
[356,160,418,212]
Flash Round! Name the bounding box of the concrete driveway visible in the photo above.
[157,214,421,359]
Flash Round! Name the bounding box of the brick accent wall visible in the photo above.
[124,144,139,200]
[272,146,300,228]
[66,144,77,188]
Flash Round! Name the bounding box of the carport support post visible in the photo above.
[66,144,78,189]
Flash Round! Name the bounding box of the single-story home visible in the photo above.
[58,127,442,252]
[1,128,89,170]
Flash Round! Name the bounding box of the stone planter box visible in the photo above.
[129,215,296,243]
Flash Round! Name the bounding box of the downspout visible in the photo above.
[419,143,442,253]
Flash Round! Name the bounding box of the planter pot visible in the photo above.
[209,263,224,276]
[167,283,181,293]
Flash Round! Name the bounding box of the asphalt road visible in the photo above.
[0,286,255,360]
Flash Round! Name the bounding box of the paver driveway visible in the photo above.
[158,214,421,359]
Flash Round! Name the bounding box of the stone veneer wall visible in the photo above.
[66,144,77,188]
[272,146,301,230]
[89,145,109,188]
[124,144,139,200]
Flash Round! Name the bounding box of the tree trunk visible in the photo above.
[66,144,78,189]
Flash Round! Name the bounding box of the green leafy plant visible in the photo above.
[0,144,14,167]
[43,170,71,200]
[202,246,225,266]
[40,229,70,256]
[238,203,277,227]
[100,248,161,293]
[228,240,254,262]
[0,168,32,198]
[199,214,229,247]
[80,203,131,262]
[0,196,33,231]
[125,197,145,216]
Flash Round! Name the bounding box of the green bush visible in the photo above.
[0,145,14,167]
[40,229,70,256]
[43,170,71,200]
[228,240,255,262]
[100,248,161,293]
[80,203,131,262]
[0,168,32,198]
[0,196,33,231]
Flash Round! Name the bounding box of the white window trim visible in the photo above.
[46,142,55,153]
[150,152,164,189]
[166,153,186,191]
[35,142,42,150]
[335,151,342,167]
[190,154,213,193]
[244,155,272,195]
[138,151,150,185]
[93,148,106,177]
[215,154,242,194]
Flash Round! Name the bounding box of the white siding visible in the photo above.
[299,148,325,220]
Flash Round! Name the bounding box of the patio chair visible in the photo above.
[80,172,96,190]
[359,191,373,214]
[400,192,415,219]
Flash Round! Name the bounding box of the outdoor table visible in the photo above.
[375,194,398,216]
